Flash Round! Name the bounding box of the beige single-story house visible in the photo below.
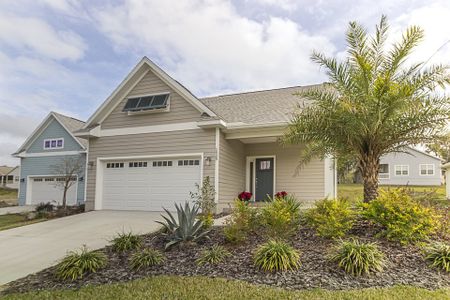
[0,166,20,190]
[76,57,336,212]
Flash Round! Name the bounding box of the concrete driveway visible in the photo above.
[0,210,162,285]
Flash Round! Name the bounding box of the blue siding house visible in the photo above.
[13,112,87,206]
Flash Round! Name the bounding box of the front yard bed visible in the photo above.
[3,276,449,300]
[4,220,449,295]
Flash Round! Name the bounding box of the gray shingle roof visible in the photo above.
[199,84,321,124]
[52,112,87,148]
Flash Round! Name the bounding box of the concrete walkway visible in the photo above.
[0,210,162,285]
[0,206,35,216]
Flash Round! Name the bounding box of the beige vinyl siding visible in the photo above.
[85,128,216,210]
[218,133,245,210]
[245,143,325,204]
[101,70,202,129]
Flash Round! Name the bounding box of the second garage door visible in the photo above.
[102,157,201,211]
[29,177,77,205]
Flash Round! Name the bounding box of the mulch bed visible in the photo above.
[3,220,449,295]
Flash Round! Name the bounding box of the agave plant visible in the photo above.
[157,202,210,249]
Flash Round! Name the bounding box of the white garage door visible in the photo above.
[102,157,201,211]
[29,177,77,205]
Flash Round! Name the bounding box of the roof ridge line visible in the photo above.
[200,83,322,100]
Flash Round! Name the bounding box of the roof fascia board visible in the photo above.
[52,113,87,150]
[83,57,218,129]
[82,58,150,129]
[97,67,150,125]
[13,112,54,155]
[142,57,217,117]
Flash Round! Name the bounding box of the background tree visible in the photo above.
[51,157,84,209]
[283,15,450,202]
[426,132,450,163]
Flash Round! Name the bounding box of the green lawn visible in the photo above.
[0,214,46,231]
[338,183,447,205]
[2,276,449,300]
[0,187,18,205]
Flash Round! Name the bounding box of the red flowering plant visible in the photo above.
[238,191,252,202]
[275,191,288,199]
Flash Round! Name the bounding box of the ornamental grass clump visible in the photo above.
[424,242,450,273]
[130,248,165,271]
[110,231,142,253]
[253,240,300,272]
[56,245,107,281]
[362,189,440,244]
[305,198,355,238]
[329,239,385,276]
[196,244,231,265]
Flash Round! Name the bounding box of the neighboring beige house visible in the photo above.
[0,166,20,189]
[76,57,336,212]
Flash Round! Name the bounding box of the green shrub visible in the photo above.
[362,189,440,244]
[157,202,210,249]
[329,239,385,276]
[260,196,301,239]
[305,198,355,238]
[196,244,231,265]
[254,240,300,272]
[110,231,142,253]
[130,248,165,271]
[224,199,257,243]
[424,242,450,272]
[56,245,107,281]
[198,213,214,229]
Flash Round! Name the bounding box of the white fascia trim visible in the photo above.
[16,151,86,158]
[214,128,220,203]
[98,122,199,137]
[197,119,227,129]
[225,121,288,130]
[52,113,87,150]
[13,112,54,155]
[142,57,217,117]
[83,59,150,129]
[84,57,217,129]
[97,68,150,124]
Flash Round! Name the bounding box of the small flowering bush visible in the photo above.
[275,191,288,199]
[238,191,252,201]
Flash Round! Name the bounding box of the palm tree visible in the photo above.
[283,16,450,202]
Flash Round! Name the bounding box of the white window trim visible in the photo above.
[394,165,409,176]
[43,138,64,150]
[419,164,435,176]
[378,164,390,180]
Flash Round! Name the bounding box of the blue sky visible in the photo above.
[1,0,449,165]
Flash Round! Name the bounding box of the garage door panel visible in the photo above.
[30,177,77,206]
[102,157,201,211]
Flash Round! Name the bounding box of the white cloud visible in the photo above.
[93,0,335,96]
[0,13,87,61]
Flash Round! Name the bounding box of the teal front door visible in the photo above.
[255,157,274,201]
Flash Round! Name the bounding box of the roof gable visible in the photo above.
[13,112,86,155]
[82,57,216,129]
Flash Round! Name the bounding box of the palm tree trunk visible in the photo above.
[360,155,380,202]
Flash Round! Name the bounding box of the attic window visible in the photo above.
[123,94,169,112]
